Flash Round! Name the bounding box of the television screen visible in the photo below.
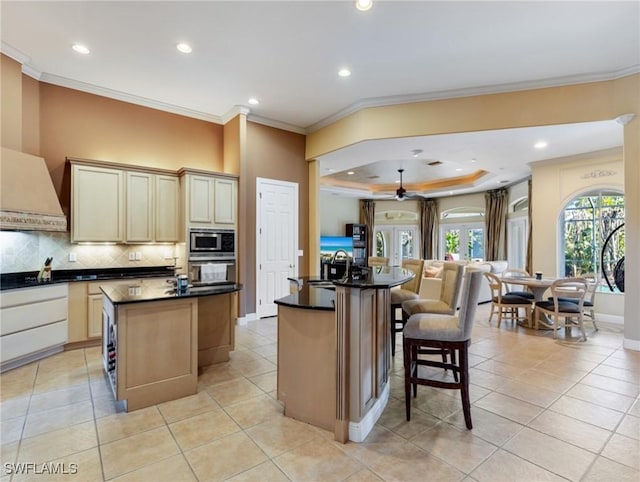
[319,236,353,256]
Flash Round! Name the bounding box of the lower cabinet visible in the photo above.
[0,284,69,372]
[87,294,104,339]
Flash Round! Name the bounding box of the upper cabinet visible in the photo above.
[214,178,236,225]
[180,170,238,229]
[155,175,179,242]
[70,159,180,244]
[71,164,125,242]
[126,171,154,242]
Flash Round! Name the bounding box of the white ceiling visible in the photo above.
[1,1,638,196]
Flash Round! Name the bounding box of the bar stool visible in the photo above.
[389,258,424,356]
[403,269,482,429]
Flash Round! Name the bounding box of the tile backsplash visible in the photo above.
[0,231,184,273]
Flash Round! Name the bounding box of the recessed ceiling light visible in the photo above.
[248,97,259,105]
[455,168,463,172]
[470,158,477,163]
[534,140,548,149]
[355,0,373,11]
[338,68,351,78]
[72,44,90,55]
[176,43,192,54]
[347,171,355,175]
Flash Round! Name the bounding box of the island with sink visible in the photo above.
[101,279,241,411]
[275,266,413,443]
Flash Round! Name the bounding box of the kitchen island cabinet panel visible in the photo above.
[71,164,124,242]
[197,291,237,366]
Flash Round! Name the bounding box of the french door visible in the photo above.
[440,223,485,261]
[374,225,419,265]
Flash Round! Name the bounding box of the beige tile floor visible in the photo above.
[1,304,639,481]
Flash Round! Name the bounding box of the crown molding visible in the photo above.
[247,114,307,135]
[38,72,224,124]
[221,105,251,124]
[1,41,31,65]
[307,65,640,133]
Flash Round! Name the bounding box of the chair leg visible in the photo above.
[411,345,418,398]
[403,339,412,421]
[390,305,396,357]
[459,344,472,429]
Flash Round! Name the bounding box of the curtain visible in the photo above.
[484,188,509,261]
[525,178,533,274]
[360,199,375,258]
[419,198,438,259]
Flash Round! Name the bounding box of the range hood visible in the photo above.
[0,147,67,232]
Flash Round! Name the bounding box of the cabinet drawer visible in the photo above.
[1,320,68,363]
[0,297,68,336]
[0,284,68,308]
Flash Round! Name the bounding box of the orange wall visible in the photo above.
[21,75,40,156]
[1,55,22,151]
[241,121,307,314]
[38,82,224,212]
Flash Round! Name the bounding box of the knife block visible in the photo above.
[37,266,52,282]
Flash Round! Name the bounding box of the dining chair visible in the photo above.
[484,272,534,328]
[502,268,535,300]
[367,256,389,267]
[403,269,482,428]
[390,258,424,356]
[535,277,589,340]
[579,273,598,326]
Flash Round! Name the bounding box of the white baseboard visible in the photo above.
[236,313,257,325]
[596,313,624,324]
[623,338,640,351]
[348,382,390,443]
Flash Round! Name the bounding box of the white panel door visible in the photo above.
[257,178,298,318]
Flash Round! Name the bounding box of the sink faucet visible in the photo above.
[331,249,351,275]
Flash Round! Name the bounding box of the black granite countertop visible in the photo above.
[276,266,414,311]
[101,280,242,305]
[0,266,177,291]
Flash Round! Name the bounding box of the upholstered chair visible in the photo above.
[536,277,589,340]
[389,258,424,356]
[484,272,534,328]
[402,262,464,319]
[403,269,483,428]
[367,256,389,267]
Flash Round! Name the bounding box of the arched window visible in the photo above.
[560,190,624,278]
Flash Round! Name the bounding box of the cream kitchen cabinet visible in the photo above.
[1,284,69,372]
[70,159,179,243]
[71,163,125,242]
[155,175,179,242]
[214,177,237,225]
[126,171,154,242]
[126,172,179,243]
[180,170,238,229]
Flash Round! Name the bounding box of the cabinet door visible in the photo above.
[214,178,237,225]
[126,171,154,242]
[155,175,179,242]
[188,175,214,225]
[87,294,103,339]
[72,165,124,242]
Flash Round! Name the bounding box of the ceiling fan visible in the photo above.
[393,169,421,201]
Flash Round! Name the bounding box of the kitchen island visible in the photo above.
[101,280,241,411]
[275,266,413,443]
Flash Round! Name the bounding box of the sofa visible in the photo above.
[419,259,508,304]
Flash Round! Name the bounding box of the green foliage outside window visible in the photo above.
[562,192,624,281]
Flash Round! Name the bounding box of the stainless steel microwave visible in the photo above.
[188,228,235,258]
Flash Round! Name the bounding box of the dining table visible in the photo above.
[499,275,559,330]
[500,275,557,301]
